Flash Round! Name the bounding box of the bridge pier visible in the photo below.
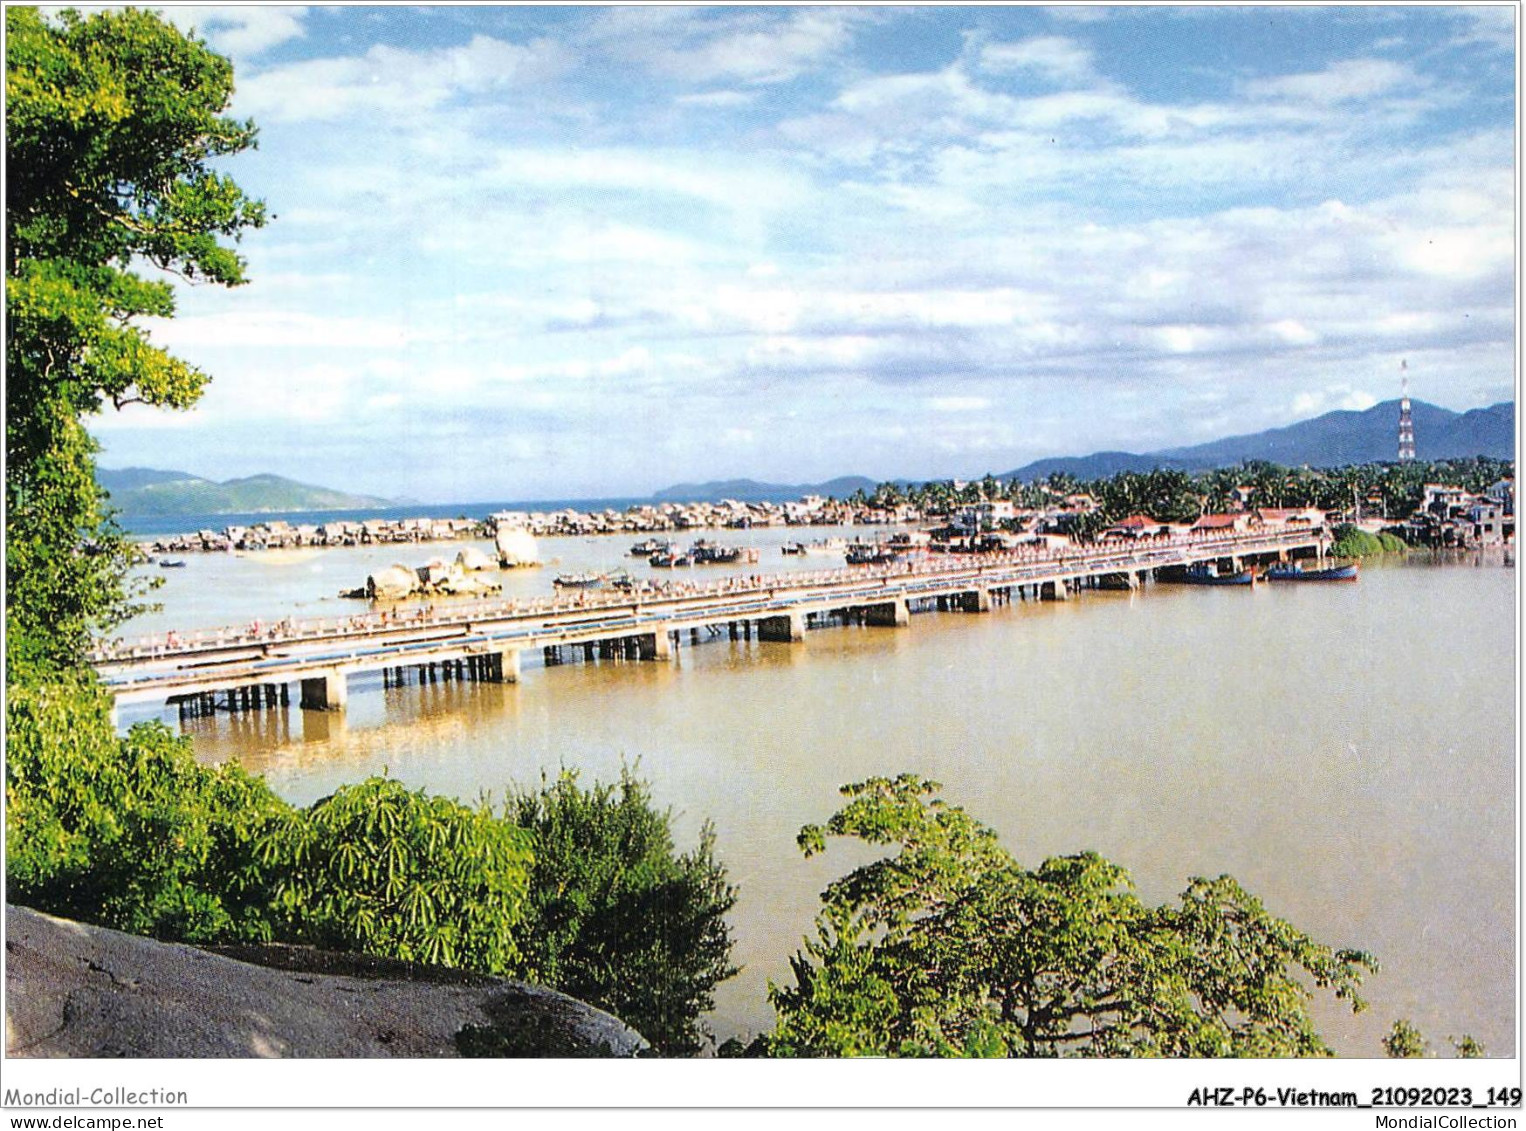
[480,649,520,683]
[758,611,806,642]
[300,670,348,712]
[961,588,992,613]
[1041,579,1069,601]
[639,631,673,662]
[862,599,910,627]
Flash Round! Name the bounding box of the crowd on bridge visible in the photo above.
[92,528,1319,664]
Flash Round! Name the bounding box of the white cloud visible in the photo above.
[586,7,860,85]
[1449,7,1516,52]
[145,311,425,350]
[178,6,309,57]
[70,6,309,58]
[976,36,1097,86]
[479,148,804,215]
[1244,59,1415,104]
[237,35,568,123]
[674,90,757,109]
[928,396,991,413]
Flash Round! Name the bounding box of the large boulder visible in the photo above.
[5,906,648,1058]
[366,564,418,601]
[494,527,539,568]
[433,569,501,597]
[455,546,496,573]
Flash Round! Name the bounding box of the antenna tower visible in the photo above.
[1397,363,1416,462]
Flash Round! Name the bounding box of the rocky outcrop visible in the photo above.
[5,906,647,1058]
[494,527,540,568]
[345,559,503,602]
[367,563,419,601]
[455,546,496,573]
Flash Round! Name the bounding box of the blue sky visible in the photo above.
[86,4,1516,503]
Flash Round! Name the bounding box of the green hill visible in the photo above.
[97,468,393,516]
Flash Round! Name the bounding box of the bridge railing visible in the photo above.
[91,528,1323,665]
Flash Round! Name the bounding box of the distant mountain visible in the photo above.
[651,476,879,503]
[1002,400,1515,481]
[97,467,394,517]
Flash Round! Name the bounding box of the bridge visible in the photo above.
[94,529,1327,720]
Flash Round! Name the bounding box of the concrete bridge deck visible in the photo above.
[95,529,1325,715]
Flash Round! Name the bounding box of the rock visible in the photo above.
[455,547,496,573]
[433,571,500,597]
[494,527,539,568]
[5,906,648,1058]
[366,564,418,601]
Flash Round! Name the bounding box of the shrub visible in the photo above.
[763,775,1376,1057]
[261,777,534,973]
[6,673,286,942]
[1331,523,1407,559]
[510,770,738,1055]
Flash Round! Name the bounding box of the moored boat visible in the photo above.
[1163,563,1255,586]
[649,551,694,568]
[553,571,605,589]
[158,558,187,569]
[846,542,900,566]
[1266,561,1359,582]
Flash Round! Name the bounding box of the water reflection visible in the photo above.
[161,552,1511,1057]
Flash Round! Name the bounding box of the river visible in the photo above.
[117,529,1516,1056]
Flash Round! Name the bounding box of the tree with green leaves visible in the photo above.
[509,770,738,1056]
[6,5,265,675]
[763,775,1377,1057]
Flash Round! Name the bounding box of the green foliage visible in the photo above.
[1383,1019,1429,1058]
[1330,524,1408,559]
[510,770,738,1055]
[260,778,534,973]
[764,775,1376,1058]
[1451,1034,1485,1058]
[4,8,738,1058]
[6,673,287,942]
[6,6,265,673]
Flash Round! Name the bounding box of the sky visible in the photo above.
[83,4,1517,504]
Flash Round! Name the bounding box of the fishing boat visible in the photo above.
[158,558,187,569]
[1266,561,1359,582]
[552,571,605,589]
[1163,563,1255,586]
[691,541,759,565]
[799,537,848,556]
[846,543,900,566]
[629,538,669,557]
[649,551,694,568]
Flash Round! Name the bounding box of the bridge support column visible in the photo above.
[961,588,992,613]
[482,649,520,684]
[1041,579,1069,601]
[758,611,806,642]
[862,599,909,627]
[639,631,673,661]
[299,670,348,712]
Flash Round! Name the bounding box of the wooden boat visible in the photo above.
[552,571,605,589]
[1163,563,1255,586]
[692,542,759,565]
[846,543,900,566]
[800,538,848,556]
[1266,561,1359,582]
[649,551,694,568]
